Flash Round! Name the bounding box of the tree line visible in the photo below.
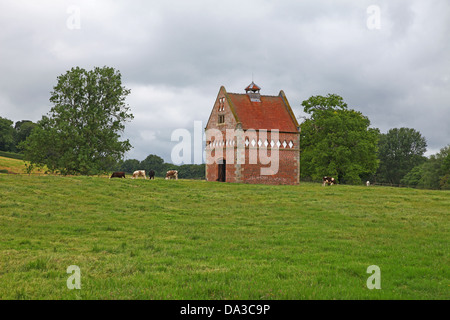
[0,115,205,179]
[0,118,37,154]
[0,66,447,189]
[299,94,449,190]
[116,154,205,179]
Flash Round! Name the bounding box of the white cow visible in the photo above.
[366,181,370,186]
[132,170,146,179]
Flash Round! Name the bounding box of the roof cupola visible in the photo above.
[245,81,261,102]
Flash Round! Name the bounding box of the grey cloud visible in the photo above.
[0,0,448,162]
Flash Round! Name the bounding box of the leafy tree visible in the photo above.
[422,145,448,189]
[20,66,133,175]
[300,94,379,184]
[13,120,37,152]
[440,146,450,189]
[178,164,205,179]
[118,159,141,174]
[400,145,450,190]
[0,117,15,152]
[140,154,166,176]
[377,128,427,184]
[400,165,424,187]
[419,158,442,189]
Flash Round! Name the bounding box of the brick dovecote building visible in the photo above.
[205,82,300,185]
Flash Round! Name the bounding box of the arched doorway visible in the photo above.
[218,159,226,182]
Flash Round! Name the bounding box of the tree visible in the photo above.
[440,146,450,189]
[20,66,133,175]
[13,120,37,152]
[178,164,205,179]
[140,154,166,176]
[400,165,424,188]
[401,145,450,190]
[376,128,427,184]
[0,116,15,152]
[118,159,141,174]
[300,94,379,184]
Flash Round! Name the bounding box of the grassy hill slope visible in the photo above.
[0,175,448,299]
[0,156,26,174]
[0,156,47,175]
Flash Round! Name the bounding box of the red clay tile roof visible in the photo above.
[227,92,298,132]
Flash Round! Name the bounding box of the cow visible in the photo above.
[110,171,125,179]
[366,181,370,187]
[165,170,178,180]
[148,170,155,180]
[132,170,146,179]
[322,176,336,186]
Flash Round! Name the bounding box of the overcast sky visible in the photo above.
[1,0,449,163]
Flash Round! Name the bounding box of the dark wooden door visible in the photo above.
[218,159,226,182]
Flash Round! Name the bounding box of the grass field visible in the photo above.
[0,167,448,299]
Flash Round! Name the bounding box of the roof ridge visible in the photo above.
[228,92,282,98]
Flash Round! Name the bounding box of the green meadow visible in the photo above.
[0,173,448,300]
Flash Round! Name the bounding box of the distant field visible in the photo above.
[0,174,448,300]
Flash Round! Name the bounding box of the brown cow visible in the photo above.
[165,170,178,180]
[322,176,336,186]
[110,171,126,179]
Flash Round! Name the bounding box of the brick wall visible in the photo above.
[205,130,300,185]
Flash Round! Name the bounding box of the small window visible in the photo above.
[218,114,225,124]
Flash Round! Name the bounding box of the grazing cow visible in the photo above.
[322,176,336,186]
[165,170,178,180]
[132,170,146,179]
[148,170,155,180]
[110,171,126,179]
